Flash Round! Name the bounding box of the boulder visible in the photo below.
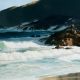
[45,24,80,46]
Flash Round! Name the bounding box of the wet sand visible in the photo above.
[40,72,80,80]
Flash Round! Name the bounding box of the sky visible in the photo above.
[0,0,33,11]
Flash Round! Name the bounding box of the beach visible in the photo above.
[40,72,80,80]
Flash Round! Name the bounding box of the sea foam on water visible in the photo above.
[0,37,80,80]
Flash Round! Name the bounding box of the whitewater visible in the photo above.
[0,36,80,80]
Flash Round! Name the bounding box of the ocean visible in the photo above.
[0,31,80,80]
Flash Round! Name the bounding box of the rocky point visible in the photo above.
[45,24,80,47]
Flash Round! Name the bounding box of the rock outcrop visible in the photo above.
[45,24,80,46]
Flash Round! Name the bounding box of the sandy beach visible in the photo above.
[40,72,80,80]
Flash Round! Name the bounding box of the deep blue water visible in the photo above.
[0,31,52,39]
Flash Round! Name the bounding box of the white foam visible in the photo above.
[0,41,80,63]
[0,39,80,62]
[47,25,58,31]
[0,76,39,80]
[0,39,80,80]
[3,41,40,49]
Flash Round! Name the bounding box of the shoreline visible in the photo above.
[40,72,80,80]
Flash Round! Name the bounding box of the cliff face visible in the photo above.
[0,0,80,27]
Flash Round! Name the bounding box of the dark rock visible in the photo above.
[45,24,80,46]
[65,47,72,49]
[55,45,64,49]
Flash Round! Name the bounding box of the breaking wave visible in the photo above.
[0,24,80,80]
[0,37,80,80]
[0,38,80,62]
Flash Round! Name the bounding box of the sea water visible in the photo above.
[0,37,80,80]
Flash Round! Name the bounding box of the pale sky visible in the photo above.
[0,0,33,11]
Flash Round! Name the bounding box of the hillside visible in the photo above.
[0,0,80,27]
